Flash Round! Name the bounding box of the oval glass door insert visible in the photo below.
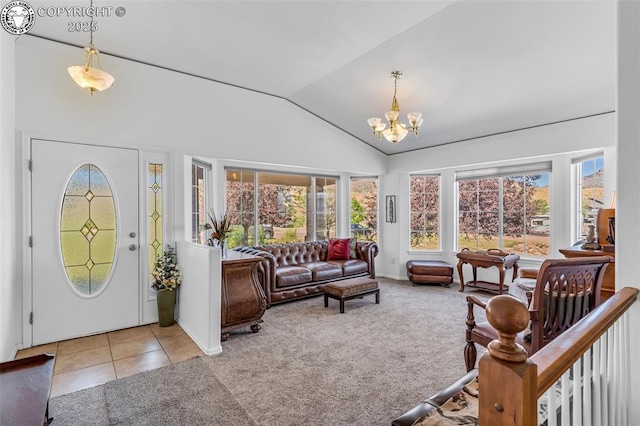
[60,164,117,296]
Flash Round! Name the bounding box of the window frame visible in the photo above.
[224,167,340,246]
[573,153,604,242]
[408,173,442,252]
[455,162,551,257]
[349,176,379,243]
[191,161,211,245]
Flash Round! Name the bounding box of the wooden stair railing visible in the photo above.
[478,287,639,425]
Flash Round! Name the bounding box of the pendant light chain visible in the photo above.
[89,0,94,48]
[67,0,115,94]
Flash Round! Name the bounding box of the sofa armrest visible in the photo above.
[356,241,379,278]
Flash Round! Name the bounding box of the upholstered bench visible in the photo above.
[406,260,454,287]
[323,276,379,313]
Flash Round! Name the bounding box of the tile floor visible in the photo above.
[14,323,204,398]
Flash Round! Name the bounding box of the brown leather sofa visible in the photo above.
[234,240,378,306]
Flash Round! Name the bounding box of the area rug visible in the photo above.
[50,357,256,425]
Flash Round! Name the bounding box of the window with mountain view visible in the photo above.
[575,155,604,240]
[409,175,440,250]
[457,164,551,257]
[225,169,337,248]
[350,178,378,242]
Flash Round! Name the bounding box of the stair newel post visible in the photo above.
[478,295,537,426]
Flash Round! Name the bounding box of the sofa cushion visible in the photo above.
[297,262,343,281]
[327,238,350,260]
[275,266,313,288]
[327,259,369,276]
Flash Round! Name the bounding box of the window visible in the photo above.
[574,154,604,240]
[409,175,440,250]
[457,163,551,257]
[225,169,338,248]
[350,177,378,242]
[148,163,164,286]
[60,164,116,296]
[191,162,210,244]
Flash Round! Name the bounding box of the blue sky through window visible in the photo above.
[582,157,604,176]
[531,156,603,188]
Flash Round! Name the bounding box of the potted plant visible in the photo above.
[151,245,183,327]
[203,209,232,257]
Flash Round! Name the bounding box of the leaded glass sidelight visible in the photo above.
[60,164,116,296]
[148,163,163,284]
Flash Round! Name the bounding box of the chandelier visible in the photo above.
[67,0,114,94]
[367,71,423,144]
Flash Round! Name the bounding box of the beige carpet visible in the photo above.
[50,357,256,425]
[50,278,490,425]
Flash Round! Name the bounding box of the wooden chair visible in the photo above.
[464,256,612,371]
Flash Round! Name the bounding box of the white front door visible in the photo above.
[31,139,140,345]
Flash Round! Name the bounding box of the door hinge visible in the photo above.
[29,312,33,325]
[28,159,32,171]
[29,236,33,247]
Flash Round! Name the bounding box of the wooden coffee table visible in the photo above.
[456,248,520,295]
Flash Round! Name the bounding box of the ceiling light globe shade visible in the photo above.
[385,110,399,122]
[375,122,387,132]
[382,124,409,144]
[68,65,115,93]
[407,112,423,127]
[367,117,381,129]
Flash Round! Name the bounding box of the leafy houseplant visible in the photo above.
[152,245,183,327]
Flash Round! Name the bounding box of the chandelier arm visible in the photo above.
[84,50,93,69]
[94,50,104,70]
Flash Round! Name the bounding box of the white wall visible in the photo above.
[617,1,640,422]
[378,113,616,279]
[175,241,222,356]
[0,32,19,361]
[9,36,386,351]
[16,37,386,175]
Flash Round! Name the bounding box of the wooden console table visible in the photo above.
[221,251,267,341]
[559,246,615,301]
[457,248,520,295]
[0,353,55,426]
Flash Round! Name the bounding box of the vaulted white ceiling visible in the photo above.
[27,0,616,155]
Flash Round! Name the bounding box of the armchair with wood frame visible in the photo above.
[464,256,612,371]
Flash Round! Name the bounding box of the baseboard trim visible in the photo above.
[177,320,222,356]
[376,273,408,281]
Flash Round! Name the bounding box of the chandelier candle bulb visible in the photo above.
[366,71,423,144]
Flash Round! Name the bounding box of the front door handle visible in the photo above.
[129,244,137,251]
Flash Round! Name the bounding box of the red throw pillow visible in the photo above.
[327,238,350,260]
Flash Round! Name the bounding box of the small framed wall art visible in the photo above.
[386,195,396,223]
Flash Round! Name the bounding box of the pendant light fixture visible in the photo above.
[367,71,423,144]
[67,0,114,95]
